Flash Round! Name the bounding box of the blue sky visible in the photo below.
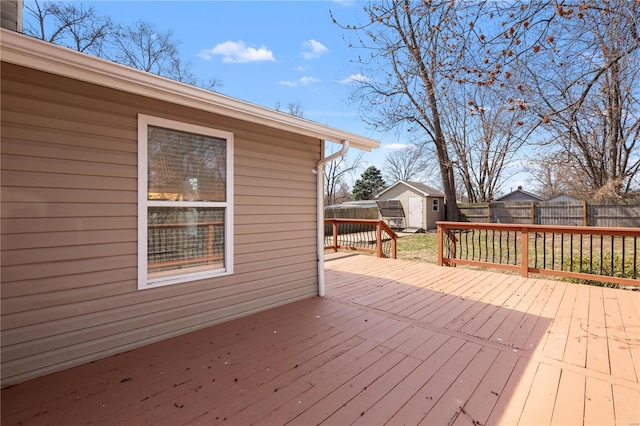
[78,1,397,170]
[23,0,530,192]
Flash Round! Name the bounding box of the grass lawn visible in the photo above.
[396,232,439,263]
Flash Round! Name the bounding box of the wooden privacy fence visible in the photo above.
[437,221,640,287]
[459,201,640,227]
[324,219,397,259]
[324,206,379,220]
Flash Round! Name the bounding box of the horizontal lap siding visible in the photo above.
[0,64,320,384]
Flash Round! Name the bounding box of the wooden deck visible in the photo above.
[2,253,639,425]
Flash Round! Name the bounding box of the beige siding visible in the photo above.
[1,63,321,384]
[424,196,445,230]
[0,0,21,32]
[377,185,416,229]
[377,183,444,230]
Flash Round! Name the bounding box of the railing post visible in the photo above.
[376,222,382,258]
[521,227,529,277]
[332,220,338,252]
[437,224,443,266]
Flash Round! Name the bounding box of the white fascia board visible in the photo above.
[0,29,380,152]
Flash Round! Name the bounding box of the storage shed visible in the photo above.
[376,181,445,231]
[0,29,379,385]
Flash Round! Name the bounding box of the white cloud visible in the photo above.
[336,73,372,84]
[278,80,298,88]
[299,76,320,85]
[302,39,329,60]
[278,76,320,88]
[382,143,413,151]
[294,65,307,72]
[198,40,275,63]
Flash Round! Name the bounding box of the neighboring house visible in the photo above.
[0,29,379,385]
[495,186,544,202]
[545,193,581,202]
[376,181,445,230]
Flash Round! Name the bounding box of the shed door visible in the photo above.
[408,197,423,228]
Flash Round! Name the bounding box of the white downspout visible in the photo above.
[316,140,350,297]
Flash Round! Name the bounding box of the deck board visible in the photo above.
[2,252,639,425]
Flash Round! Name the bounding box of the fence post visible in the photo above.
[531,202,535,224]
[487,204,492,223]
[332,221,338,252]
[521,227,529,278]
[583,200,588,226]
[376,222,382,258]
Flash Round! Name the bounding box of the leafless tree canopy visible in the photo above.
[324,150,363,205]
[383,145,428,183]
[274,100,305,118]
[334,1,640,203]
[23,0,222,91]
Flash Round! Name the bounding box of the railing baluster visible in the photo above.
[590,234,593,274]
[534,232,539,269]
[570,234,574,272]
[491,230,496,264]
[561,233,565,271]
[465,230,469,260]
[611,235,615,277]
[622,236,626,277]
[551,232,555,270]
[484,229,488,263]
[513,231,518,266]
[633,237,638,280]
[600,235,604,276]
[436,222,639,288]
[579,233,583,273]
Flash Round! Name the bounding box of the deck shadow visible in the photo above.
[2,263,555,425]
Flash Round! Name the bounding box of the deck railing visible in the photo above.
[437,221,640,287]
[324,219,397,259]
[148,221,224,271]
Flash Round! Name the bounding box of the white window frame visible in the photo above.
[432,198,439,212]
[137,114,234,290]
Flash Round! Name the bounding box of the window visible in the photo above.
[432,198,439,212]
[138,115,233,289]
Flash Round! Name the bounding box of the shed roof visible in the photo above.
[377,180,445,198]
[0,29,380,151]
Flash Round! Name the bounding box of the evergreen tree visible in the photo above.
[352,166,386,200]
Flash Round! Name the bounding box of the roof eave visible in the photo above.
[0,29,380,151]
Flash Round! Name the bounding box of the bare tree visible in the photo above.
[475,1,640,200]
[525,155,573,199]
[274,100,305,118]
[383,145,425,183]
[23,2,222,91]
[111,20,180,74]
[332,1,488,221]
[324,149,363,205]
[24,0,113,55]
[443,85,534,202]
